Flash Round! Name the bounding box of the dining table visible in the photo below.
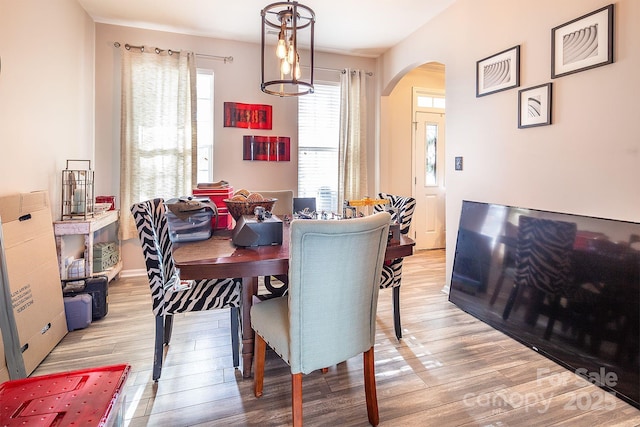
[173,218,416,378]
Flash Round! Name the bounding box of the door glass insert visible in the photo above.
[425,123,438,186]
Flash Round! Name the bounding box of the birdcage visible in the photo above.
[61,160,94,220]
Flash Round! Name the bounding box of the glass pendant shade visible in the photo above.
[261,1,315,96]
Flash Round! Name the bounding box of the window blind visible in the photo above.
[298,83,340,213]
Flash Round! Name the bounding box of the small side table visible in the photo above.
[53,210,122,282]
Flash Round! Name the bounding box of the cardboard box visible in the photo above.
[0,191,67,377]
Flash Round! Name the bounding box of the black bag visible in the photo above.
[62,275,109,321]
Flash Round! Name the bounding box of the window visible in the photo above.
[298,83,340,213]
[425,123,438,186]
[196,70,214,183]
[416,94,446,109]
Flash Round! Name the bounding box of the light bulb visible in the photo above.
[281,58,291,75]
[294,53,301,79]
[287,37,295,64]
[276,39,286,59]
[276,27,287,59]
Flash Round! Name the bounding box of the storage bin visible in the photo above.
[93,241,117,257]
[93,250,119,272]
[63,276,109,321]
[165,208,213,243]
[0,364,130,426]
[192,187,234,229]
[63,294,92,331]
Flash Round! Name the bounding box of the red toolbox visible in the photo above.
[192,187,234,229]
[0,364,130,426]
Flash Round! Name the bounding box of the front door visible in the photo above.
[413,111,446,249]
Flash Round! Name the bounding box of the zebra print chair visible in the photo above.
[373,193,416,340]
[131,199,242,381]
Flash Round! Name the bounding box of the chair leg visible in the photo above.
[392,286,402,340]
[163,314,174,345]
[153,315,164,381]
[231,307,240,368]
[292,373,303,427]
[363,347,379,426]
[254,334,267,398]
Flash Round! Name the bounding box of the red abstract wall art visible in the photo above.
[243,136,290,162]
[224,102,272,129]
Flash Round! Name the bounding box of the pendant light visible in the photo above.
[261,1,315,97]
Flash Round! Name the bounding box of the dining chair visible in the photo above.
[373,192,416,340]
[251,212,391,426]
[131,198,241,381]
[253,190,294,297]
[255,189,294,217]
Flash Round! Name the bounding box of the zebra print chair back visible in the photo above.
[373,193,416,339]
[131,198,242,380]
[131,198,177,316]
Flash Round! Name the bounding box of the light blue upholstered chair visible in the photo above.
[131,199,241,381]
[251,212,391,426]
[373,192,416,340]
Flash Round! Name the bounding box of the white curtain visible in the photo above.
[119,48,197,240]
[338,69,368,207]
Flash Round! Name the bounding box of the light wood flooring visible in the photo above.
[33,250,640,426]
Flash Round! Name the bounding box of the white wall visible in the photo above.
[0,0,94,216]
[94,24,377,271]
[379,0,640,284]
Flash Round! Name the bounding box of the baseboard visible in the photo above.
[119,268,147,278]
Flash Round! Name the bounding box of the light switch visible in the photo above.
[455,156,463,171]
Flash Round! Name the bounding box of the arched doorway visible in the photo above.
[379,62,446,250]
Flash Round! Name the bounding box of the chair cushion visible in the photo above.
[251,296,291,364]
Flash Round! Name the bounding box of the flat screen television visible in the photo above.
[449,200,640,408]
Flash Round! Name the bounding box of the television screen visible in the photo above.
[449,200,640,408]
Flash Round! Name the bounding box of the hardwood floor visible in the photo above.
[33,249,640,426]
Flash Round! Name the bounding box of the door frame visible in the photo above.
[411,87,446,248]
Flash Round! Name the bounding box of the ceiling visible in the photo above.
[77,0,456,57]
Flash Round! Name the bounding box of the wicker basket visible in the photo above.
[224,198,277,221]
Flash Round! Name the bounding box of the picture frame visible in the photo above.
[224,102,272,129]
[243,135,290,161]
[476,45,520,97]
[551,4,614,79]
[518,83,552,129]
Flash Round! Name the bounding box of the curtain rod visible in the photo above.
[301,65,373,76]
[113,42,233,63]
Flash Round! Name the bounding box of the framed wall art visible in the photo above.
[476,45,520,97]
[243,135,290,161]
[518,83,552,129]
[224,102,272,129]
[551,4,614,78]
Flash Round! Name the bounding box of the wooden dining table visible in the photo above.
[173,219,415,378]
